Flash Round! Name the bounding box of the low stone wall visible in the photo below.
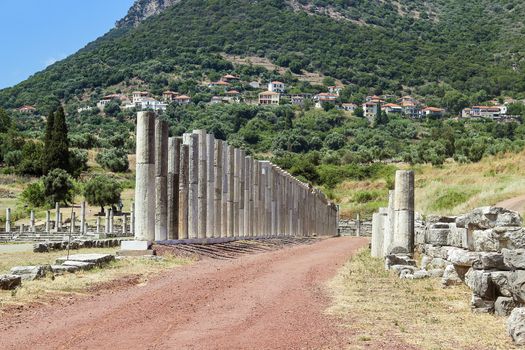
[338,220,372,237]
[33,238,127,253]
[385,206,525,345]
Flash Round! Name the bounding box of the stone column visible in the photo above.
[19,224,24,234]
[130,203,135,236]
[155,119,169,241]
[356,213,361,237]
[371,210,385,257]
[187,133,199,239]
[54,202,60,232]
[45,210,50,233]
[80,201,86,235]
[109,208,114,234]
[29,210,35,232]
[105,209,110,234]
[58,213,63,231]
[252,161,260,237]
[178,144,189,239]
[193,130,207,239]
[392,170,415,255]
[238,149,246,237]
[70,211,76,234]
[5,208,11,233]
[232,148,241,237]
[122,214,127,235]
[135,111,156,241]
[206,133,215,238]
[167,137,181,240]
[244,156,251,237]
[214,140,223,238]
[226,145,235,237]
[96,217,101,234]
[383,190,395,257]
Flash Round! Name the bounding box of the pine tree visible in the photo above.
[44,106,70,173]
[42,111,55,174]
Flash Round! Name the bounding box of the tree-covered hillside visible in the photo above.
[1,0,525,111]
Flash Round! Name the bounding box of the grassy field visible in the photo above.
[333,150,525,219]
[328,249,517,350]
[0,247,191,310]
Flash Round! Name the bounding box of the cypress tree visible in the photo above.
[42,111,55,174]
[46,106,70,173]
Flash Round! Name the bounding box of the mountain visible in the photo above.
[1,0,525,111]
[116,0,181,28]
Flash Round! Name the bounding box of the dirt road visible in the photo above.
[496,194,525,213]
[0,236,368,350]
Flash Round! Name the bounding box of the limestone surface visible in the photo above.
[508,307,525,345]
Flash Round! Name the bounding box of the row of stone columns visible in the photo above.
[2,205,135,235]
[371,170,415,257]
[134,111,339,241]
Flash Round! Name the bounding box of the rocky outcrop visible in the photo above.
[508,308,525,345]
[116,0,181,28]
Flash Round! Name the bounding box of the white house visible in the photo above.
[137,97,168,111]
[421,107,445,118]
[363,102,379,120]
[163,91,179,102]
[401,101,420,119]
[328,86,342,96]
[173,95,191,105]
[132,91,149,104]
[268,81,285,93]
[259,91,280,105]
[340,103,357,112]
[382,103,403,114]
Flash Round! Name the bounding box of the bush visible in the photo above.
[42,168,74,205]
[84,175,122,214]
[69,148,89,178]
[96,148,129,172]
[4,150,22,167]
[20,181,46,208]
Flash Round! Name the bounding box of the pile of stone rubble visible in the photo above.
[32,238,126,253]
[371,170,525,345]
[0,254,115,291]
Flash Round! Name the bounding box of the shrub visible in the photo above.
[96,148,129,172]
[42,168,74,205]
[20,181,47,208]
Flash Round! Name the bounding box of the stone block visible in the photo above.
[503,249,525,270]
[426,227,449,246]
[121,240,152,251]
[508,308,525,345]
[51,265,79,274]
[471,294,495,313]
[465,269,495,299]
[472,229,500,252]
[390,265,416,276]
[430,257,450,269]
[490,271,512,297]
[56,253,114,266]
[0,275,21,290]
[33,243,49,253]
[456,207,522,230]
[447,248,479,267]
[495,296,517,317]
[428,269,445,278]
[10,265,52,281]
[61,261,95,270]
[385,254,416,269]
[117,250,156,257]
[441,265,463,287]
[473,252,506,270]
[509,270,525,303]
[413,270,430,279]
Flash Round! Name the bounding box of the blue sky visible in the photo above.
[0,0,135,89]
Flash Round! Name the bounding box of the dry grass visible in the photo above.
[0,250,191,310]
[327,249,517,350]
[415,150,525,216]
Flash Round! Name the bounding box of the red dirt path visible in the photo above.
[0,237,368,350]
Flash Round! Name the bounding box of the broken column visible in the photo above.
[122,214,127,235]
[5,208,11,233]
[135,111,156,241]
[130,203,135,236]
[29,210,35,232]
[45,210,50,233]
[54,202,60,232]
[96,217,101,234]
[70,211,76,234]
[382,190,395,257]
[391,170,415,255]
[80,201,86,234]
[105,209,110,235]
[167,137,181,240]
[155,119,168,241]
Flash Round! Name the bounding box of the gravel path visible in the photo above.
[0,236,368,350]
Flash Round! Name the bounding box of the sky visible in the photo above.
[0,0,135,89]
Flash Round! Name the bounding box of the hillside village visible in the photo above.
[12,72,524,124]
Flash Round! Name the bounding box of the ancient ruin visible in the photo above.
[132,111,339,243]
